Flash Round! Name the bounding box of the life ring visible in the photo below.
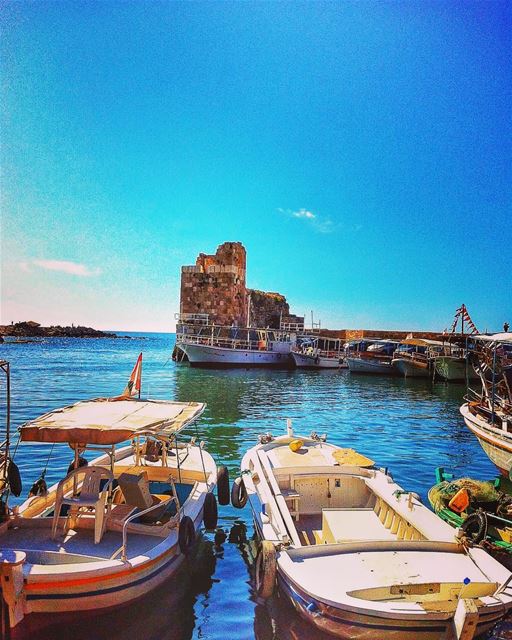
[7,459,22,497]
[203,492,218,530]
[231,476,248,509]
[178,515,196,555]
[255,541,277,599]
[461,511,487,544]
[216,465,230,506]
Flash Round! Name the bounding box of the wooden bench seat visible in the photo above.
[322,508,396,544]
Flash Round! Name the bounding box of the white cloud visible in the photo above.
[277,207,334,233]
[292,208,316,219]
[32,260,102,277]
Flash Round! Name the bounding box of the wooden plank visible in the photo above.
[257,450,301,547]
[453,597,479,640]
[249,450,289,543]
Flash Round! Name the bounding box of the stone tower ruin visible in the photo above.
[180,242,248,326]
[179,241,304,329]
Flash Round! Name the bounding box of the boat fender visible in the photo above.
[216,465,230,506]
[289,439,304,453]
[203,492,218,530]
[29,477,48,498]
[67,456,88,476]
[461,511,487,544]
[231,476,248,509]
[255,541,276,599]
[7,459,22,497]
[178,516,196,555]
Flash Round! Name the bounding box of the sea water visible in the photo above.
[0,333,509,640]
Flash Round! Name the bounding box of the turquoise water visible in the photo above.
[0,333,509,640]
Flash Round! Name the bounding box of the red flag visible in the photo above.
[122,353,142,398]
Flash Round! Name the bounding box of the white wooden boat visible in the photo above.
[460,333,512,475]
[346,357,396,374]
[392,339,444,378]
[181,341,292,367]
[291,336,345,369]
[461,402,512,476]
[0,362,228,631]
[345,340,400,375]
[236,425,512,639]
[179,326,295,368]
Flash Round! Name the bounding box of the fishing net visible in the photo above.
[429,478,500,513]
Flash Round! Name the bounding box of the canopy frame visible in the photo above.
[19,398,206,446]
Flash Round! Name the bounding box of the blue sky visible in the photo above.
[2,1,510,332]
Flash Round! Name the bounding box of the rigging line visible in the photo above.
[41,443,56,478]
[194,421,209,489]
[174,435,182,484]
[11,432,21,461]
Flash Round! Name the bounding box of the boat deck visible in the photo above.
[0,524,159,562]
[267,443,334,469]
[280,548,506,610]
[295,514,321,545]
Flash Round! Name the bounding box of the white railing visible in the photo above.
[175,313,210,325]
[181,333,272,351]
[280,322,305,332]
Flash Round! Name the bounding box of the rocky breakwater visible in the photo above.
[0,321,117,339]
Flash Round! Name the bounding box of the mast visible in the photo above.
[0,361,11,506]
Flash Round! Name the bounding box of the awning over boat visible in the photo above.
[401,338,444,347]
[473,333,512,344]
[19,398,206,445]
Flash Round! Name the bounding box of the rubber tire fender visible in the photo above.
[7,459,22,497]
[231,476,248,509]
[203,492,218,530]
[178,515,196,555]
[255,541,277,599]
[216,465,230,506]
[461,511,487,543]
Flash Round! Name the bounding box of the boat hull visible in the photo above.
[242,433,512,639]
[2,444,216,629]
[392,358,431,378]
[434,357,478,382]
[277,571,501,640]
[346,357,397,376]
[22,526,190,618]
[291,351,343,369]
[181,342,292,368]
[461,403,512,475]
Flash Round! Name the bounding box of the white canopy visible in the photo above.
[19,398,205,445]
[474,333,512,344]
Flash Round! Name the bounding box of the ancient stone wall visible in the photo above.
[248,290,289,328]
[180,242,248,326]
